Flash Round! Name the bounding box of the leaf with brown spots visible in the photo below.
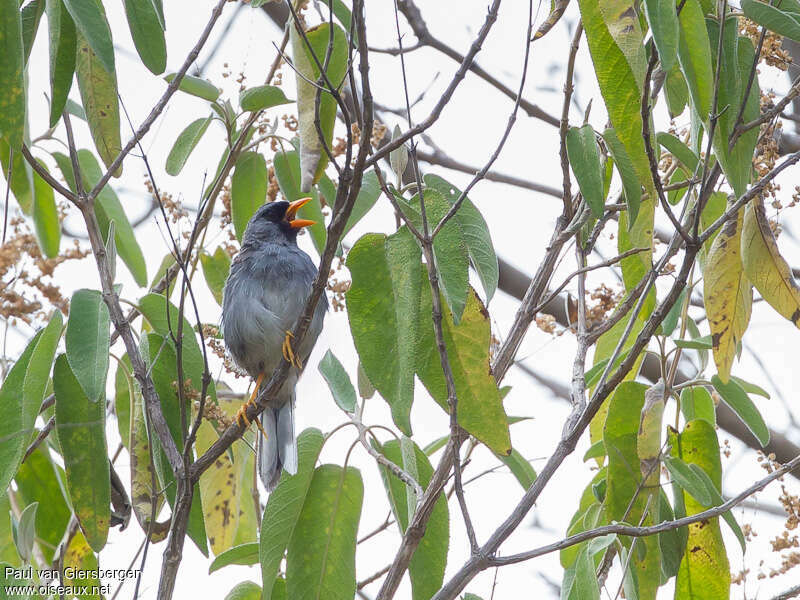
[75,28,121,175]
[703,205,752,383]
[62,531,101,600]
[196,392,256,556]
[741,196,800,328]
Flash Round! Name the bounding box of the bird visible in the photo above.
[221,198,327,491]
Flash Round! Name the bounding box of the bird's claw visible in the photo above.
[236,374,269,439]
[282,330,303,369]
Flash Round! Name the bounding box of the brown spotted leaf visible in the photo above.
[196,392,256,555]
[75,28,121,175]
[740,196,800,328]
[704,205,752,383]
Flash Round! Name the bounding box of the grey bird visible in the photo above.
[221,198,327,491]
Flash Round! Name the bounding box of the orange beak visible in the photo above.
[286,197,316,229]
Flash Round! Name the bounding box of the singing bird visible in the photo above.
[221,198,327,491]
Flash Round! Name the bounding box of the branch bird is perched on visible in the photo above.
[221,198,327,491]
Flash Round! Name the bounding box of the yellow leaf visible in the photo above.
[197,392,256,555]
[741,197,800,327]
[704,206,752,382]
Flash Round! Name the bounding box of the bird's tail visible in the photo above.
[257,395,298,492]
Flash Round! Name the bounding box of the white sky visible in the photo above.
[8,0,800,598]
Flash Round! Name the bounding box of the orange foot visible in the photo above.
[281,330,303,369]
[235,372,268,438]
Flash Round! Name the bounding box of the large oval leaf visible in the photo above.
[416,287,511,455]
[260,429,325,600]
[65,288,110,403]
[423,174,499,303]
[63,0,114,74]
[231,151,267,241]
[54,354,110,552]
[704,206,752,383]
[376,438,449,600]
[290,22,348,189]
[566,124,605,217]
[46,0,77,127]
[31,159,61,257]
[285,464,363,600]
[75,28,122,175]
[741,197,800,327]
[0,0,26,150]
[239,85,292,112]
[677,0,713,119]
[165,115,213,176]
[346,230,422,434]
[122,0,166,75]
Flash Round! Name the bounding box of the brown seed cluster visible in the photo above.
[740,18,792,71]
[326,256,349,312]
[586,283,622,327]
[0,217,88,324]
[203,324,245,379]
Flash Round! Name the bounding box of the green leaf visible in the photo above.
[674,335,713,350]
[272,148,326,254]
[671,420,730,598]
[407,189,469,323]
[0,138,33,212]
[76,149,147,285]
[346,230,422,434]
[164,73,221,101]
[742,0,800,41]
[423,174,499,302]
[665,62,689,118]
[23,310,63,431]
[643,0,678,71]
[260,429,325,600]
[0,330,42,498]
[566,124,605,217]
[676,0,713,118]
[209,542,259,573]
[13,502,37,562]
[14,446,71,564]
[113,353,133,449]
[122,0,167,75]
[657,489,684,579]
[583,440,605,462]
[689,464,746,552]
[711,374,769,447]
[63,0,115,75]
[140,333,208,556]
[54,354,110,552]
[200,246,231,305]
[318,350,357,413]
[75,26,122,175]
[497,448,536,490]
[20,0,44,64]
[416,287,512,455]
[603,128,642,227]
[231,151,267,241]
[656,132,700,173]
[731,376,770,399]
[0,0,25,149]
[165,115,213,176]
[342,169,381,237]
[225,582,261,600]
[680,386,716,426]
[66,289,109,403]
[291,22,348,188]
[286,465,363,600]
[661,287,686,337]
[603,381,661,597]
[31,159,61,257]
[375,439,448,600]
[663,455,714,507]
[239,85,292,111]
[571,546,600,600]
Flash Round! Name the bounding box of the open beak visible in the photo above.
[286,197,316,229]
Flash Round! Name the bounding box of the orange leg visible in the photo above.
[281,330,303,369]
[235,373,268,439]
